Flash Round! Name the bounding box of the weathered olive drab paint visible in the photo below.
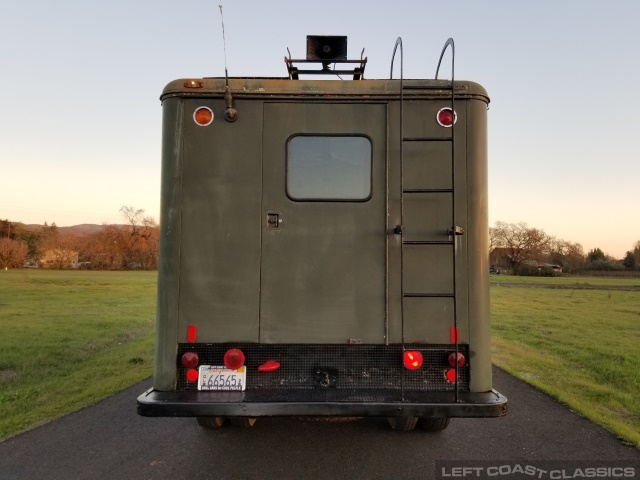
[154,78,491,393]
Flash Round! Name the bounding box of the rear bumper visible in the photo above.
[137,388,507,418]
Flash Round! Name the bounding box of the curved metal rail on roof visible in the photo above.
[436,38,461,402]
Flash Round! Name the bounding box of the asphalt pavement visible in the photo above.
[0,367,638,480]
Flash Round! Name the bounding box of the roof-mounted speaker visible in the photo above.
[306,35,348,62]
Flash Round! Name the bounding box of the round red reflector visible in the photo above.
[436,108,456,127]
[181,352,199,369]
[448,352,465,368]
[403,351,423,370]
[446,368,458,383]
[224,349,245,370]
[194,107,214,126]
[186,368,199,382]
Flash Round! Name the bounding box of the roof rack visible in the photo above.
[285,35,367,80]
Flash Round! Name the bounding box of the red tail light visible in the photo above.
[224,349,245,370]
[448,352,465,368]
[446,369,458,383]
[403,351,423,370]
[186,369,199,382]
[181,352,199,369]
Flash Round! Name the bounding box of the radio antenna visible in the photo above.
[218,1,228,77]
[218,1,237,122]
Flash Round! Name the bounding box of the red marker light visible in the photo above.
[403,351,423,370]
[186,368,199,382]
[446,369,458,383]
[258,360,280,372]
[187,324,197,343]
[223,349,245,370]
[181,352,199,369]
[437,107,456,127]
[194,107,214,126]
[450,326,459,343]
[448,352,465,368]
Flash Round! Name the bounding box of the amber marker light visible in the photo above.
[184,80,204,88]
[403,351,423,370]
[193,107,214,126]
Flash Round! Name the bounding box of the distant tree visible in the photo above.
[0,238,28,268]
[548,239,585,273]
[633,241,640,265]
[490,221,551,274]
[622,251,636,270]
[586,248,606,263]
[84,206,159,270]
[0,219,16,239]
[40,225,79,269]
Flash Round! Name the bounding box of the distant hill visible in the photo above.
[22,224,125,236]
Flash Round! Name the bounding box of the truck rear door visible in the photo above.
[260,103,387,343]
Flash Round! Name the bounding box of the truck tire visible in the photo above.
[196,416,226,429]
[230,417,257,428]
[387,416,418,431]
[418,417,450,432]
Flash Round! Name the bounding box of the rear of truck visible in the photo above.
[137,74,506,429]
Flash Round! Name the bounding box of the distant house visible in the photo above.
[41,249,79,269]
[489,249,562,274]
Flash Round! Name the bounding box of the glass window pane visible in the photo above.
[287,136,372,201]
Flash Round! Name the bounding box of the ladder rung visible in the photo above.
[403,189,453,194]
[403,137,452,142]
[403,293,455,298]
[403,241,453,245]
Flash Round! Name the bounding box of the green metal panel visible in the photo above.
[403,142,452,190]
[260,103,387,343]
[402,193,452,242]
[466,99,491,392]
[177,99,262,343]
[402,297,459,344]
[402,245,453,295]
[154,97,184,391]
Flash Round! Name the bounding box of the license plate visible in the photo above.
[198,365,246,391]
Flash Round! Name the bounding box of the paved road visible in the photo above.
[1,367,638,480]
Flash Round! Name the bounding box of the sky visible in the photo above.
[1,1,639,258]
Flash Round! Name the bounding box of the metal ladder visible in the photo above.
[390,37,461,401]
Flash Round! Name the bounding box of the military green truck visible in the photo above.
[137,36,507,431]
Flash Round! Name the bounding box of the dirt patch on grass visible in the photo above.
[491,282,640,291]
[0,370,18,381]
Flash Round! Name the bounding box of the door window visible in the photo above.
[286,135,372,201]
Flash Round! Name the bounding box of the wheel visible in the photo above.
[196,416,226,429]
[387,416,418,431]
[418,417,450,432]
[230,417,257,428]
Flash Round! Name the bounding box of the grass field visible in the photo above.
[0,270,156,440]
[491,274,640,288]
[1,270,639,448]
[491,284,640,447]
